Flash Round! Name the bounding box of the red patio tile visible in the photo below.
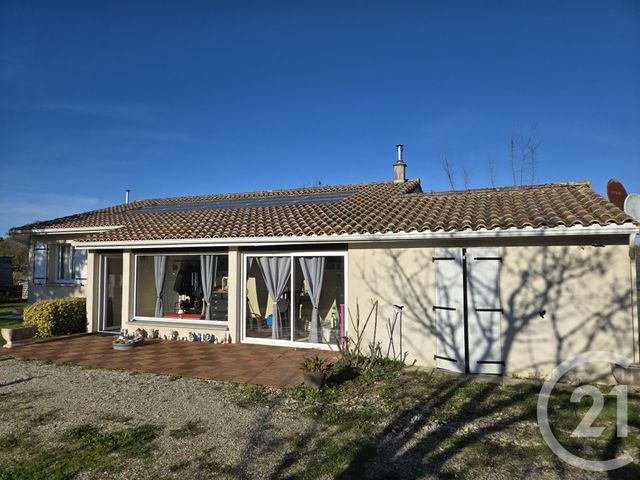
[0,335,336,388]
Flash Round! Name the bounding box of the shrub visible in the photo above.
[23,297,87,338]
[300,355,333,374]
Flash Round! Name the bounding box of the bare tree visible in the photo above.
[442,124,540,189]
[511,123,540,186]
[462,166,470,190]
[488,157,496,188]
[442,152,456,190]
[510,135,517,185]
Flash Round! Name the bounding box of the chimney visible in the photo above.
[393,144,406,183]
[125,189,130,204]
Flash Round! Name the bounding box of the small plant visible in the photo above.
[300,355,333,375]
[301,355,333,389]
[331,299,414,375]
[112,336,141,345]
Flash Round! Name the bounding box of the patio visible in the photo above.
[0,334,337,388]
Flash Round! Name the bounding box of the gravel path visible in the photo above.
[0,357,325,479]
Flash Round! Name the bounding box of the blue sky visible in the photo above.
[1,0,639,235]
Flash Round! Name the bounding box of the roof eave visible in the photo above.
[72,223,639,250]
[10,226,123,236]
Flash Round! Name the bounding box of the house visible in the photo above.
[10,149,639,382]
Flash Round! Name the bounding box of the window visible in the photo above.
[244,253,346,345]
[56,245,72,281]
[31,242,87,285]
[134,253,229,323]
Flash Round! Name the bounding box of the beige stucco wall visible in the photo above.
[499,243,637,382]
[348,243,438,367]
[348,240,638,383]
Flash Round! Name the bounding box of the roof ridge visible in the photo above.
[409,181,593,197]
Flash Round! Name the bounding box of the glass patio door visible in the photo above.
[100,255,123,332]
[243,253,346,346]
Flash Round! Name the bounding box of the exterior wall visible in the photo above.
[227,248,241,343]
[348,240,638,383]
[500,243,637,382]
[348,243,438,368]
[27,234,87,303]
[60,234,637,383]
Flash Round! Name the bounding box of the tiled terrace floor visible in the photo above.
[0,334,337,388]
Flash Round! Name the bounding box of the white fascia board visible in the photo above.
[12,226,122,235]
[71,223,639,250]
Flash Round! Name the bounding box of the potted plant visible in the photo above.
[300,355,333,389]
[113,335,142,351]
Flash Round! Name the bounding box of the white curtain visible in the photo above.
[200,255,218,320]
[257,256,291,339]
[299,257,325,343]
[154,255,166,317]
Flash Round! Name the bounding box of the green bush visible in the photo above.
[23,297,87,338]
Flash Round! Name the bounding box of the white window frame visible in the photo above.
[53,244,74,284]
[132,251,229,326]
[98,253,124,332]
[240,250,348,350]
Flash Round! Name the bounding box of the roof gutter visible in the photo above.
[71,223,639,250]
[10,226,122,236]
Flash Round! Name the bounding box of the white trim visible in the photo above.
[132,251,230,325]
[54,244,73,282]
[98,253,124,333]
[14,226,121,235]
[72,223,639,249]
[129,319,229,329]
[240,250,348,348]
[131,316,228,327]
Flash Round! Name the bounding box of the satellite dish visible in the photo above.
[624,193,640,221]
[607,179,628,210]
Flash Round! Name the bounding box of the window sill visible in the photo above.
[35,281,84,287]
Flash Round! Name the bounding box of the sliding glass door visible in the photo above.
[99,255,123,332]
[243,252,346,346]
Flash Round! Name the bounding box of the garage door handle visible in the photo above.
[433,306,456,311]
[434,355,458,363]
[475,308,504,313]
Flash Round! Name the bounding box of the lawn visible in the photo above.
[0,357,638,479]
[0,298,26,347]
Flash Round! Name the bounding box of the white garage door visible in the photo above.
[466,248,503,374]
[434,247,503,375]
[433,248,465,373]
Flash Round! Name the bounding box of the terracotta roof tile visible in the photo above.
[10,180,637,242]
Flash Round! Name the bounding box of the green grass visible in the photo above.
[0,299,26,346]
[269,363,640,478]
[0,423,162,479]
[2,352,640,478]
[0,298,26,316]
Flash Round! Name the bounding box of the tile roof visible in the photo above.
[10,180,636,243]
